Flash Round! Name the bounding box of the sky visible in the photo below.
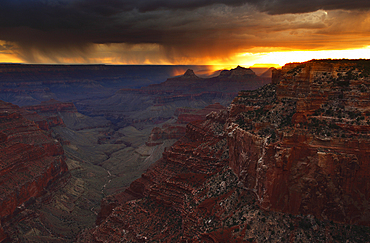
[1,0,370,67]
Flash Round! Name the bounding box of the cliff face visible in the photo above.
[146,103,226,146]
[80,60,370,242]
[176,103,226,124]
[21,99,69,131]
[24,99,111,131]
[230,60,370,225]
[23,99,78,113]
[0,100,68,241]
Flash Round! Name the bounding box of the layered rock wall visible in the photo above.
[230,60,370,225]
[80,110,232,242]
[23,99,77,113]
[0,101,68,241]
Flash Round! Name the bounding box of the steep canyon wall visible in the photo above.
[0,101,68,241]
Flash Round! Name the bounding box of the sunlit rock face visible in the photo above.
[0,100,68,241]
[229,60,370,225]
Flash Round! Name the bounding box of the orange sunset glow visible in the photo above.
[1,3,370,68]
[3,1,370,241]
[3,44,370,70]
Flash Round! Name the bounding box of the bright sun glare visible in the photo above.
[238,46,370,68]
[2,41,370,70]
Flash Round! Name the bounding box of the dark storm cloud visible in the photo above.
[1,0,370,63]
[75,0,250,13]
[0,0,252,62]
[257,0,370,14]
[2,0,369,34]
[73,0,370,14]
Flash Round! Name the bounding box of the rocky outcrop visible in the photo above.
[21,100,68,131]
[23,99,77,113]
[0,100,68,241]
[183,69,199,78]
[176,102,226,124]
[229,59,370,225]
[146,103,226,146]
[146,66,268,94]
[24,99,111,131]
[146,125,187,146]
[219,65,255,77]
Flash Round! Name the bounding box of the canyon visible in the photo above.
[80,60,370,242]
[0,65,270,241]
[75,65,269,128]
[2,60,370,242]
[0,64,211,106]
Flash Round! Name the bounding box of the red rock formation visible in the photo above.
[19,99,78,131]
[146,125,187,146]
[0,100,68,240]
[80,69,370,241]
[80,109,236,242]
[229,59,370,226]
[23,99,77,113]
[176,103,225,124]
[81,60,370,242]
[174,107,197,116]
[20,110,65,131]
[146,103,226,146]
[23,99,110,132]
